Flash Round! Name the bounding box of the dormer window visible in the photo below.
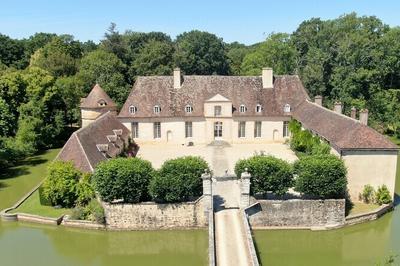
[284,104,291,113]
[239,104,247,113]
[214,106,222,116]
[98,99,107,107]
[129,105,137,114]
[154,105,161,114]
[185,105,193,113]
[256,104,262,113]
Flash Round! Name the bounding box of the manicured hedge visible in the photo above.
[294,154,347,199]
[93,157,154,203]
[234,155,293,196]
[149,156,209,202]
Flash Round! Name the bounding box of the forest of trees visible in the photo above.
[1,13,400,170]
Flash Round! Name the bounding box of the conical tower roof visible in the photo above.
[80,84,117,108]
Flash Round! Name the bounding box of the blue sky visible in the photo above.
[1,0,400,45]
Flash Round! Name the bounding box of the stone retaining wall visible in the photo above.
[345,204,393,226]
[16,213,63,225]
[103,196,209,230]
[246,199,345,228]
[61,216,106,230]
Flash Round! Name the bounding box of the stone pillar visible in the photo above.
[240,168,251,208]
[350,107,357,119]
[201,170,212,216]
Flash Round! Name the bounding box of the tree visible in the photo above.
[93,157,154,203]
[226,42,250,75]
[0,97,15,137]
[234,155,293,196]
[294,155,347,199]
[0,34,25,68]
[174,30,229,75]
[241,33,297,75]
[149,156,210,202]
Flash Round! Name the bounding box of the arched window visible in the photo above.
[239,104,247,113]
[129,105,137,114]
[185,105,193,113]
[154,105,161,114]
[284,104,291,113]
[256,104,262,113]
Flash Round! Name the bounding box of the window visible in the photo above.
[283,121,289,137]
[132,122,139,138]
[153,122,161,139]
[154,105,161,114]
[254,121,262,138]
[214,106,222,116]
[256,104,262,113]
[185,121,193,138]
[238,121,246,138]
[98,99,107,107]
[239,104,247,113]
[185,105,193,113]
[214,122,223,137]
[129,105,137,114]
[284,104,291,113]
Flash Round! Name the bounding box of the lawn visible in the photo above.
[10,190,72,218]
[0,148,61,210]
[347,202,380,216]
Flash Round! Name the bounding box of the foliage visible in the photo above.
[294,155,348,199]
[234,155,293,196]
[75,173,95,206]
[375,185,392,205]
[85,198,105,224]
[42,161,81,207]
[149,156,209,202]
[93,157,154,203]
[361,184,375,204]
[0,97,15,136]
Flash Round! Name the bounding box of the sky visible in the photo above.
[1,0,400,45]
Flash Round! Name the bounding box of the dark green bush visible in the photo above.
[294,154,347,199]
[234,155,293,196]
[375,185,392,205]
[42,161,81,207]
[75,173,95,205]
[149,156,209,202]
[93,157,154,203]
[38,185,52,206]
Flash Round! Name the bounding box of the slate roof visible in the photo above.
[80,84,117,109]
[118,75,310,118]
[293,100,398,151]
[57,112,130,172]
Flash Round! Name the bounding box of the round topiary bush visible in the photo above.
[149,156,210,203]
[93,157,154,203]
[294,154,347,199]
[42,160,81,207]
[234,155,293,196]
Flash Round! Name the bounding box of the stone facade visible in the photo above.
[103,196,209,230]
[246,199,345,228]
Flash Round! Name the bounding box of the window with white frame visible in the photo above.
[239,104,247,113]
[283,121,289,137]
[256,104,262,113]
[131,122,139,138]
[185,105,193,113]
[254,121,262,138]
[214,105,222,116]
[129,105,137,114]
[284,104,291,113]
[154,105,161,114]
[153,122,161,138]
[238,121,246,138]
[185,121,193,138]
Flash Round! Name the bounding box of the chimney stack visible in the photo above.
[333,101,342,114]
[314,95,323,106]
[173,68,182,89]
[359,109,369,125]
[350,107,357,119]
[262,67,273,89]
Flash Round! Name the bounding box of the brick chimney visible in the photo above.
[262,67,273,89]
[314,95,323,106]
[350,107,357,119]
[333,101,342,114]
[359,109,369,125]
[173,68,182,89]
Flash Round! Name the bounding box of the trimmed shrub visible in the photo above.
[234,155,293,196]
[294,154,347,199]
[93,157,154,203]
[75,173,95,205]
[360,184,375,203]
[375,185,392,205]
[42,161,80,207]
[149,156,209,202]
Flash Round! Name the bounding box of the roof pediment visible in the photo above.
[205,94,231,102]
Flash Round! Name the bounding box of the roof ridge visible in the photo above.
[76,111,112,136]
[305,99,360,123]
[74,134,94,172]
